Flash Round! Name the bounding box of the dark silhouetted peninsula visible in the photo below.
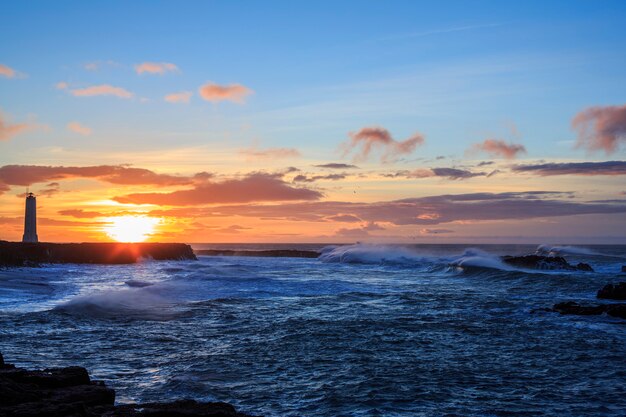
[0,241,196,267]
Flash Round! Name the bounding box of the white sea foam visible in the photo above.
[536,244,601,257]
[55,283,182,320]
[448,248,516,271]
[319,244,426,265]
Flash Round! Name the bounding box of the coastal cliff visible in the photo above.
[0,241,197,266]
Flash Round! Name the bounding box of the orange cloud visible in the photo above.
[67,121,92,136]
[342,126,425,163]
[71,84,134,99]
[198,82,253,103]
[0,165,193,187]
[239,147,301,160]
[0,64,17,78]
[573,104,626,154]
[113,173,322,205]
[0,111,37,141]
[164,91,192,103]
[470,138,526,159]
[56,81,69,90]
[135,62,178,75]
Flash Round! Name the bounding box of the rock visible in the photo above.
[552,301,626,319]
[597,282,626,300]
[501,255,594,271]
[196,249,320,258]
[0,355,256,417]
[622,265,626,273]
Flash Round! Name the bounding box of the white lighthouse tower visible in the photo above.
[22,192,38,243]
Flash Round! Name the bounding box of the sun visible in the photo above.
[103,216,161,242]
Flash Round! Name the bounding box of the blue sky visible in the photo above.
[1,1,626,242]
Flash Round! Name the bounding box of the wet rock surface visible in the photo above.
[597,282,626,300]
[0,353,256,417]
[501,255,594,271]
[551,301,626,319]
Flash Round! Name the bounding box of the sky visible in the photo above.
[1,0,626,243]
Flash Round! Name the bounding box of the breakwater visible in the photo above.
[0,241,197,266]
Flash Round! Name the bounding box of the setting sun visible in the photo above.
[103,216,160,242]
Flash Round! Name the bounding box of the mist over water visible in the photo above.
[1,244,625,416]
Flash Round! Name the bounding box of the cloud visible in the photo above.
[164,91,192,104]
[240,147,301,160]
[469,138,526,159]
[293,173,347,183]
[59,209,105,218]
[342,126,425,163]
[198,82,253,103]
[314,163,360,169]
[384,167,487,180]
[512,160,626,176]
[325,214,362,223]
[71,84,134,99]
[113,172,323,206]
[420,228,454,234]
[572,104,626,154]
[174,191,626,226]
[0,111,39,141]
[0,165,193,187]
[135,62,179,75]
[67,121,92,136]
[0,64,17,78]
[55,81,69,90]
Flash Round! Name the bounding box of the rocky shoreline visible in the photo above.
[0,353,256,417]
[540,281,626,320]
[0,242,197,267]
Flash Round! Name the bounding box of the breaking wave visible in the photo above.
[54,283,184,321]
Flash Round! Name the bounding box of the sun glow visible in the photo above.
[103,216,160,242]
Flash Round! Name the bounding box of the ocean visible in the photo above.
[1,243,625,416]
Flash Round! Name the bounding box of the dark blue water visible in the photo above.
[1,244,625,416]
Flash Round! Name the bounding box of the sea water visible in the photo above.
[1,244,625,416]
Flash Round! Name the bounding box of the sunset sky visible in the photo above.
[1,1,626,243]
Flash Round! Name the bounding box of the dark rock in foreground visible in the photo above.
[0,241,197,267]
[551,301,626,319]
[597,282,626,300]
[622,265,626,273]
[501,255,594,271]
[196,249,320,258]
[0,353,255,417]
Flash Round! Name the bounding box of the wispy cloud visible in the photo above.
[384,167,488,180]
[512,160,626,176]
[379,23,503,41]
[164,91,192,104]
[0,63,19,78]
[342,126,425,163]
[0,111,40,141]
[573,104,626,154]
[71,84,134,99]
[239,147,301,160]
[469,138,526,159]
[314,163,360,169]
[198,82,253,103]
[135,62,179,75]
[66,121,92,136]
[55,81,69,90]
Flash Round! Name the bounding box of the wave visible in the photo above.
[54,283,184,321]
[535,244,602,257]
[319,244,517,272]
[319,244,428,265]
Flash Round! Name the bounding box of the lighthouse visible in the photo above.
[22,192,38,243]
